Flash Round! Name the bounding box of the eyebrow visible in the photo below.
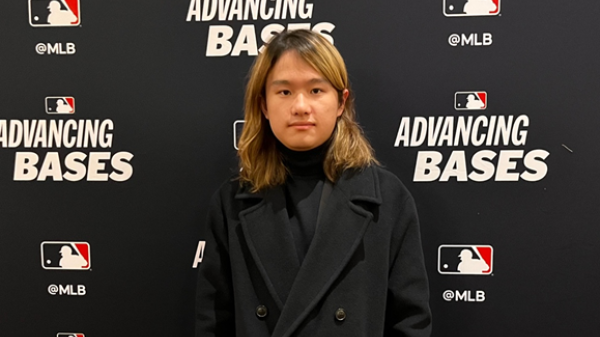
[270,78,329,86]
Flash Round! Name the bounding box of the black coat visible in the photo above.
[196,165,432,337]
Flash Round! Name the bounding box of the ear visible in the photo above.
[337,89,349,117]
[261,97,269,119]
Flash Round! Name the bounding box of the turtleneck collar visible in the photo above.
[277,140,328,178]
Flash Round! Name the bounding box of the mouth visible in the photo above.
[289,122,315,130]
[290,121,315,126]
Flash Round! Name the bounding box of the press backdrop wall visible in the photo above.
[1,1,599,336]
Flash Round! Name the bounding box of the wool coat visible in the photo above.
[196,165,432,337]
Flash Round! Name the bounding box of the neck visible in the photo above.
[277,141,328,178]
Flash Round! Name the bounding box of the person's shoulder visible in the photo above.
[370,165,413,201]
[371,165,401,182]
[209,174,242,205]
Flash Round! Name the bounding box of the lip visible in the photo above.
[289,121,315,130]
[289,121,315,126]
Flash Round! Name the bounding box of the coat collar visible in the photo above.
[236,166,382,337]
[235,165,382,205]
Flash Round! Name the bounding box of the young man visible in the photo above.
[196,29,431,337]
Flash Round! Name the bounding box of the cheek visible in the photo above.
[323,118,338,134]
[316,112,338,136]
[267,112,286,127]
[321,100,343,125]
[265,108,286,132]
[265,101,286,121]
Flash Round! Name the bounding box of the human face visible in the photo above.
[262,51,348,151]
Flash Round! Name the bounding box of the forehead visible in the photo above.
[266,51,326,85]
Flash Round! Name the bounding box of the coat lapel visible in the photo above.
[272,166,382,337]
[237,186,301,309]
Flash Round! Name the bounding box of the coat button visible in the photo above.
[256,305,268,318]
[335,308,346,321]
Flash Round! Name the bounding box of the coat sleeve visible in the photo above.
[385,195,432,337]
[195,189,236,336]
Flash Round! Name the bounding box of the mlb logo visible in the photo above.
[41,241,90,270]
[455,91,487,110]
[438,244,493,275]
[46,97,75,114]
[29,0,81,27]
[443,0,501,17]
[57,333,85,337]
[233,120,245,150]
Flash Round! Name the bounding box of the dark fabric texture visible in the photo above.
[279,142,327,265]
[196,165,432,337]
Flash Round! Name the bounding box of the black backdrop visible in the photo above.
[1,0,599,336]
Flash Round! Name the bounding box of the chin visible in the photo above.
[284,142,316,151]
[288,145,312,151]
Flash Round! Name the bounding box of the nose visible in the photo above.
[291,93,310,115]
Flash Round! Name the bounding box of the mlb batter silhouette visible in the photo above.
[47,1,77,25]
[55,99,73,113]
[463,0,497,15]
[59,245,87,268]
[466,94,485,109]
[457,249,489,273]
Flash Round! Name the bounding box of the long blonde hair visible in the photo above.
[237,30,377,192]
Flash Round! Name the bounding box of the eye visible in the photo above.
[278,90,291,96]
[311,88,323,94]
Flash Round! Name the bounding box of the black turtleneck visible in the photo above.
[278,141,328,265]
